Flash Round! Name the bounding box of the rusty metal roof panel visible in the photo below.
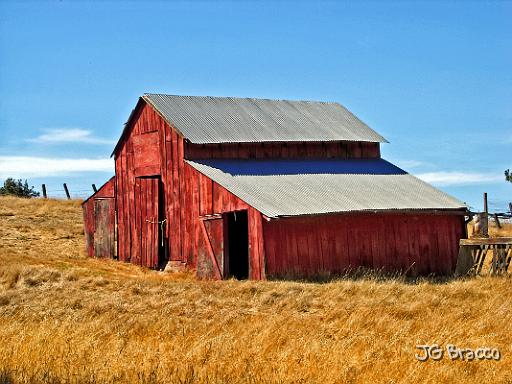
[143,94,387,144]
[185,158,466,218]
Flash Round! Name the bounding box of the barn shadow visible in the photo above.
[267,267,464,285]
[196,158,407,176]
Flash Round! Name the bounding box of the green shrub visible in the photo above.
[0,178,40,198]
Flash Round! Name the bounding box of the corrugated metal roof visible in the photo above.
[143,94,387,144]
[185,158,466,218]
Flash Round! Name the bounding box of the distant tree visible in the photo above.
[0,178,40,198]
[506,169,512,183]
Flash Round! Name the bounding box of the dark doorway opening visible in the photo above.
[157,178,168,270]
[226,210,249,279]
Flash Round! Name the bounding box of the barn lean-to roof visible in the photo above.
[185,158,467,218]
[112,94,387,156]
[81,176,115,205]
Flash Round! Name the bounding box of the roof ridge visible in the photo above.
[143,93,339,104]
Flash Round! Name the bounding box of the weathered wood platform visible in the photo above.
[455,238,512,276]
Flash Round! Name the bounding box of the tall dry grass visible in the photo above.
[467,218,512,238]
[1,196,511,383]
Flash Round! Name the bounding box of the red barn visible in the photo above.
[85,94,467,279]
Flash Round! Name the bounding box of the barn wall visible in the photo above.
[116,101,186,264]
[185,141,380,159]
[115,102,168,263]
[83,203,95,257]
[115,101,265,278]
[263,213,465,278]
[82,177,115,258]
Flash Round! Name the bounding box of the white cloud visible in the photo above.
[28,128,115,145]
[0,156,113,178]
[416,171,503,186]
[396,160,427,169]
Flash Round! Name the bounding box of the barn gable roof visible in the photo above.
[185,159,466,218]
[142,94,388,144]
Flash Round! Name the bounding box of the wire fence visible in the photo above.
[36,183,98,200]
[466,202,512,215]
[41,190,92,199]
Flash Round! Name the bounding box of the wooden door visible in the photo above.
[94,198,115,258]
[134,177,161,268]
[198,217,224,279]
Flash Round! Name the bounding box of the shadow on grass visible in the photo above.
[265,265,508,285]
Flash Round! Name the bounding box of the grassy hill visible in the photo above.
[0,196,511,383]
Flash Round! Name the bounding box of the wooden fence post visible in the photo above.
[92,184,98,193]
[63,183,71,200]
[494,213,501,229]
[483,192,489,237]
[42,184,47,199]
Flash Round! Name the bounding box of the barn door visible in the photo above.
[93,198,115,258]
[134,177,162,268]
[198,217,224,279]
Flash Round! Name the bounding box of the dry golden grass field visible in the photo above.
[1,196,511,384]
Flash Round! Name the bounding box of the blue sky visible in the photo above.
[0,0,510,211]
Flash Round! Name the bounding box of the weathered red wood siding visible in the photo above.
[192,168,265,279]
[114,101,265,277]
[115,102,168,264]
[133,177,161,268]
[185,141,380,159]
[93,199,116,258]
[83,203,95,257]
[82,177,115,258]
[263,213,465,278]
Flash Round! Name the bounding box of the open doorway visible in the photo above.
[225,210,249,279]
